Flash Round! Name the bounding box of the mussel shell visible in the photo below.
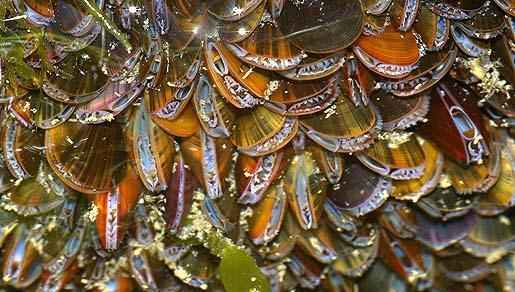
[199,130,232,199]
[164,152,196,234]
[391,138,444,201]
[22,0,55,18]
[419,79,489,165]
[475,144,515,215]
[158,240,190,266]
[364,13,389,35]
[461,209,515,263]
[324,201,379,247]
[41,221,85,274]
[226,22,304,70]
[300,92,378,139]
[45,121,129,194]
[45,21,101,53]
[216,1,266,43]
[379,201,418,239]
[266,78,339,116]
[193,74,235,138]
[179,132,204,185]
[458,4,506,39]
[147,76,197,123]
[269,77,337,104]
[327,160,390,217]
[207,0,264,21]
[371,92,429,130]
[248,180,287,245]
[286,249,323,289]
[256,217,297,260]
[74,80,143,124]
[417,187,475,219]
[0,151,16,194]
[94,167,141,250]
[38,264,78,291]
[426,0,485,20]
[390,0,420,31]
[149,99,201,137]
[128,102,175,192]
[358,134,426,180]
[203,38,261,108]
[415,209,476,251]
[379,230,430,285]
[413,6,450,50]
[499,253,515,290]
[490,35,515,88]
[164,7,205,50]
[231,106,285,149]
[6,165,67,216]
[236,150,287,204]
[436,253,495,282]
[127,247,159,290]
[493,0,515,16]
[175,248,217,289]
[164,45,202,89]
[380,46,457,97]
[278,53,345,81]
[8,90,73,129]
[279,0,364,53]
[340,56,375,106]
[95,263,137,290]
[146,0,173,35]
[17,0,55,26]
[128,204,155,246]
[451,23,490,57]
[354,26,420,78]
[295,222,340,264]
[284,151,327,229]
[2,224,43,288]
[54,0,102,36]
[444,136,502,194]
[331,231,379,277]
[358,260,408,291]
[308,145,344,185]
[214,40,271,98]
[260,262,290,292]
[1,119,43,179]
[44,39,110,102]
[362,0,393,14]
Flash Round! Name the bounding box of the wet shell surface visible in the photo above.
[0,0,513,291]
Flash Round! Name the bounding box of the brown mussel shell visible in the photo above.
[279,0,364,53]
[45,121,129,194]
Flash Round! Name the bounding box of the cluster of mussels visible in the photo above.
[0,0,514,291]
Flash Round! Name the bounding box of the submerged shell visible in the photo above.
[358,134,426,180]
[284,151,327,229]
[45,122,128,194]
[354,26,420,78]
[248,180,287,244]
[300,93,380,153]
[279,0,364,53]
[391,139,444,201]
[327,160,391,217]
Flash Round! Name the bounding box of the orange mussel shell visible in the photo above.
[354,26,420,78]
[94,167,142,250]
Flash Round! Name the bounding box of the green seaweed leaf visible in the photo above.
[78,0,132,52]
[175,191,272,292]
[219,247,272,292]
